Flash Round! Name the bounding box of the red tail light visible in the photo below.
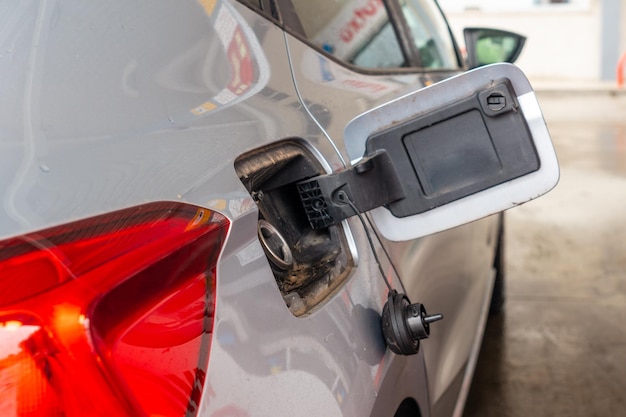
[0,203,230,416]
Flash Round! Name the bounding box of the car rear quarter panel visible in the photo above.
[0,1,428,416]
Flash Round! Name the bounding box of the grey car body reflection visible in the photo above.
[285,22,497,417]
[0,1,533,416]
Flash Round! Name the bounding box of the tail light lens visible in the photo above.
[0,202,230,416]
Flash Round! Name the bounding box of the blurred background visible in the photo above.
[438,1,626,416]
[441,0,626,85]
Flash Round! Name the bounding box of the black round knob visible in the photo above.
[381,290,443,356]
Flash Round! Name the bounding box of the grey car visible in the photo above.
[0,1,558,416]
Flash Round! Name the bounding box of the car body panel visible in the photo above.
[0,1,554,416]
[283,28,498,416]
[0,0,428,415]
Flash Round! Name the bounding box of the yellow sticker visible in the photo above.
[198,0,217,16]
[191,101,217,115]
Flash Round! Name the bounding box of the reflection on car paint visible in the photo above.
[302,51,402,99]
[206,195,256,219]
[210,244,389,413]
[191,0,270,117]
[312,0,386,61]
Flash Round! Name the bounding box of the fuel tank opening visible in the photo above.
[235,140,355,316]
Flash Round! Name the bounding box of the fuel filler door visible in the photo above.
[297,63,559,241]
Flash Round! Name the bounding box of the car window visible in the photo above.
[398,0,459,69]
[289,0,406,69]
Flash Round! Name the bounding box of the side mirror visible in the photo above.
[464,28,526,69]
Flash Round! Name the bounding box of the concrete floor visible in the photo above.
[463,90,626,417]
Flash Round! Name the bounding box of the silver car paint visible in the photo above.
[283,30,499,415]
[0,0,495,416]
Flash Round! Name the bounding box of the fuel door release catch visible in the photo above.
[297,150,405,229]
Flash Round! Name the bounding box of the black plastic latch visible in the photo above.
[297,150,405,229]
